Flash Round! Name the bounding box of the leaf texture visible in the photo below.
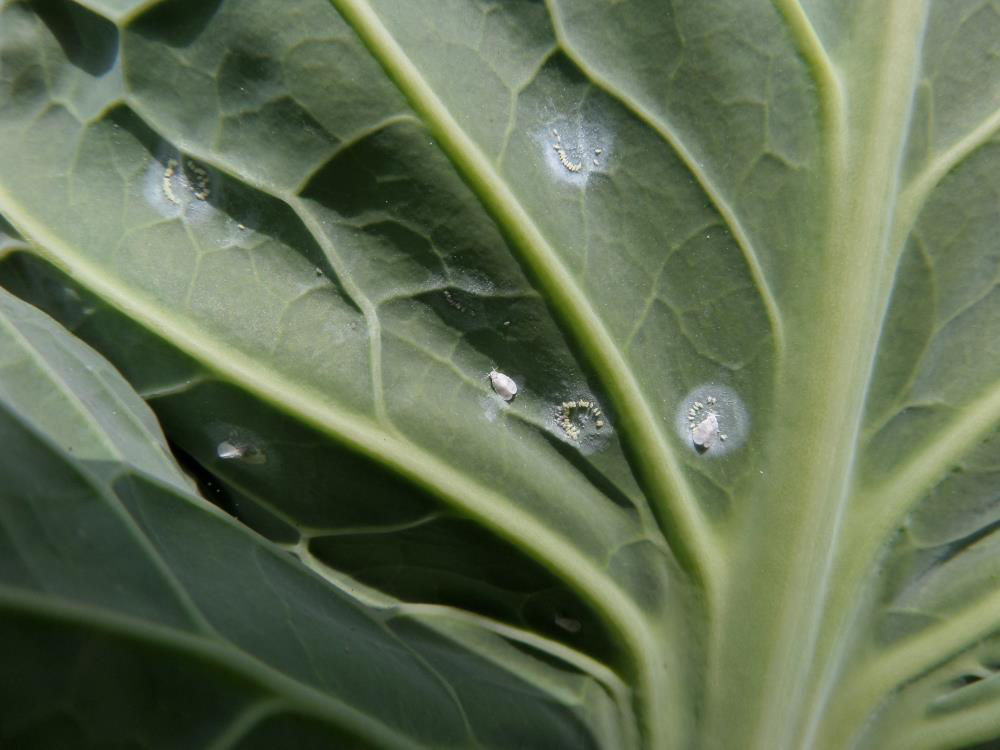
[1,0,1000,748]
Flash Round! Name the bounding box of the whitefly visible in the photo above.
[488,367,517,401]
[675,385,749,457]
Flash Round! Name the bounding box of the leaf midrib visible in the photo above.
[704,2,932,748]
[328,0,717,618]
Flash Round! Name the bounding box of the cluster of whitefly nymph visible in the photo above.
[161,157,211,204]
[186,160,211,201]
[162,159,180,204]
[556,399,603,440]
[550,129,583,173]
[687,396,727,451]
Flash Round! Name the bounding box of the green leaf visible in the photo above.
[1,0,1000,747]
[0,286,626,748]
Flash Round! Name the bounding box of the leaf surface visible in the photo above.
[1,0,1000,748]
[0,286,624,749]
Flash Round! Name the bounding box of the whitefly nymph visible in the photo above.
[555,399,603,440]
[488,367,517,401]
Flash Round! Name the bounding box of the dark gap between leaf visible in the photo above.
[166,438,236,517]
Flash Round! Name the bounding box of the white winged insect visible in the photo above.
[690,413,720,450]
[488,367,517,401]
[687,396,727,453]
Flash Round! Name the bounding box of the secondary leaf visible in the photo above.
[0,285,626,748]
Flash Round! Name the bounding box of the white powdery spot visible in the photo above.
[537,119,614,185]
[140,150,216,224]
[674,384,749,457]
[451,269,496,297]
[547,392,612,456]
[141,153,183,219]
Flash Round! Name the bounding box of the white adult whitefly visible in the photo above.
[217,440,243,460]
[690,412,720,449]
[674,384,748,457]
[488,367,517,401]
